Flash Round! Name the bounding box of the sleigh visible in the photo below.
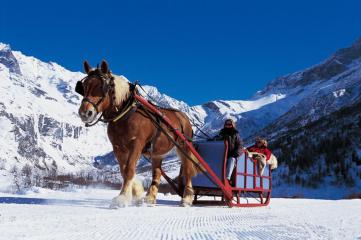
[191,141,271,207]
[133,93,272,207]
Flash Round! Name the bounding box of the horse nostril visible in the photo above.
[87,110,93,117]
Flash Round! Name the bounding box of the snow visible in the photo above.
[0,44,114,177]
[208,93,287,115]
[0,43,10,51]
[333,89,346,98]
[0,189,360,240]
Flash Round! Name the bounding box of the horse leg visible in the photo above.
[111,142,144,208]
[182,174,194,207]
[132,178,145,205]
[176,148,198,207]
[110,148,128,208]
[145,157,163,205]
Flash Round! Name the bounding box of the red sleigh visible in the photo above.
[191,141,271,207]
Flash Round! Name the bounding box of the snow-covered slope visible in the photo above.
[189,93,288,138]
[1,189,361,240]
[193,39,361,141]
[0,43,200,191]
[0,43,111,176]
[252,39,361,140]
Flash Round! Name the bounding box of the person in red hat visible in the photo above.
[247,137,272,175]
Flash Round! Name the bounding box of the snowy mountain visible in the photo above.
[1,38,360,197]
[0,43,110,183]
[193,39,361,142]
[254,38,361,141]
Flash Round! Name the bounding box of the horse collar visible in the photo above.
[112,102,137,122]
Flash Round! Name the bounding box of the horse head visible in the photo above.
[76,60,114,124]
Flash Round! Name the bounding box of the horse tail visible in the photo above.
[189,151,204,176]
[176,144,203,179]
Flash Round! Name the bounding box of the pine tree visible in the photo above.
[50,160,58,179]
[21,164,33,188]
[10,165,20,192]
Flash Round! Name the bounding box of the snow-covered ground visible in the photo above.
[0,188,360,240]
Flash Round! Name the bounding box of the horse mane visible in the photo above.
[113,75,131,106]
[112,74,181,112]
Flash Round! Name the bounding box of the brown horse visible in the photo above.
[76,60,199,207]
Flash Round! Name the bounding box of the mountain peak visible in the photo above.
[0,43,11,52]
[0,42,21,75]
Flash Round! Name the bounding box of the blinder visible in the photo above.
[75,80,85,96]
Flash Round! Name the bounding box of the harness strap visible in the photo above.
[112,101,137,123]
[149,117,161,153]
[85,113,104,127]
[139,105,161,154]
[82,96,104,114]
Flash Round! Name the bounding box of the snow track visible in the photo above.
[0,189,360,240]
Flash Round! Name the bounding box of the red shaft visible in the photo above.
[134,92,233,201]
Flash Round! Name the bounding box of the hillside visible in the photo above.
[269,99,361,197]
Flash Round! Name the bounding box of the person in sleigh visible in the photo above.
[214,119,244,184]
[247,137,278,175]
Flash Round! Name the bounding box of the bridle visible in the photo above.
[76,68,113,108]
[75,69,137,127]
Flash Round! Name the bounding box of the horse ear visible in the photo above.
[84,60,91,74]
[101,60,110,74]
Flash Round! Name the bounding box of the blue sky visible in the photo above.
[1,0,360,105]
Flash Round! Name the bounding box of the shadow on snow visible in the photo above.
[0,196,180,208]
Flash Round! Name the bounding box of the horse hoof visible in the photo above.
[109,200,122,209]
[180,201,192,207]
[134,198,145,207]
[181,194,193,207]
[180,198,193,207]
[144,196,157,206]
[110,195,130,208]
